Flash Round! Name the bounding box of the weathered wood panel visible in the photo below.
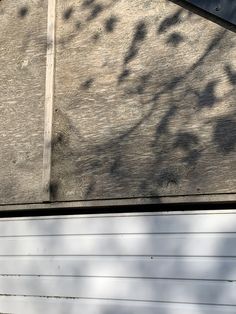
[52,0,236,201]
[0,0,47,204]
[0,0,236,206]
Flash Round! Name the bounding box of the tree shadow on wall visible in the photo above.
[0,0,235,202]
[0,3,234,314]
[49,0,236,201]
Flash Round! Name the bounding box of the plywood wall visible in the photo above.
[52,0,236,201]
[0,0,47,204]
[0,0,235,205]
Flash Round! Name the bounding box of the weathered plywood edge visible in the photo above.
[42,0,56,201]
[0,193,236,213]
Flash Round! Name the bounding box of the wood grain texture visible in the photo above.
[0,0,47,204]
[52,0,236,201]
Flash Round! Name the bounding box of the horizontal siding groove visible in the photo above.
[1,276,236,305]
[1,233,236,238]
[1,255,236,260]
[1,293,236,308]
[1,297,236,314]
[1,294,236,308]
[2,231,236,238]
[1,254,236,258]
[0,274,235,283]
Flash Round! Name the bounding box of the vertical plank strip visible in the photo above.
[42,0,57,202]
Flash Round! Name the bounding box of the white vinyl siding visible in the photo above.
[0,210,236,313]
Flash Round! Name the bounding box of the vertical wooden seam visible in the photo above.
[42,0,56,202]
